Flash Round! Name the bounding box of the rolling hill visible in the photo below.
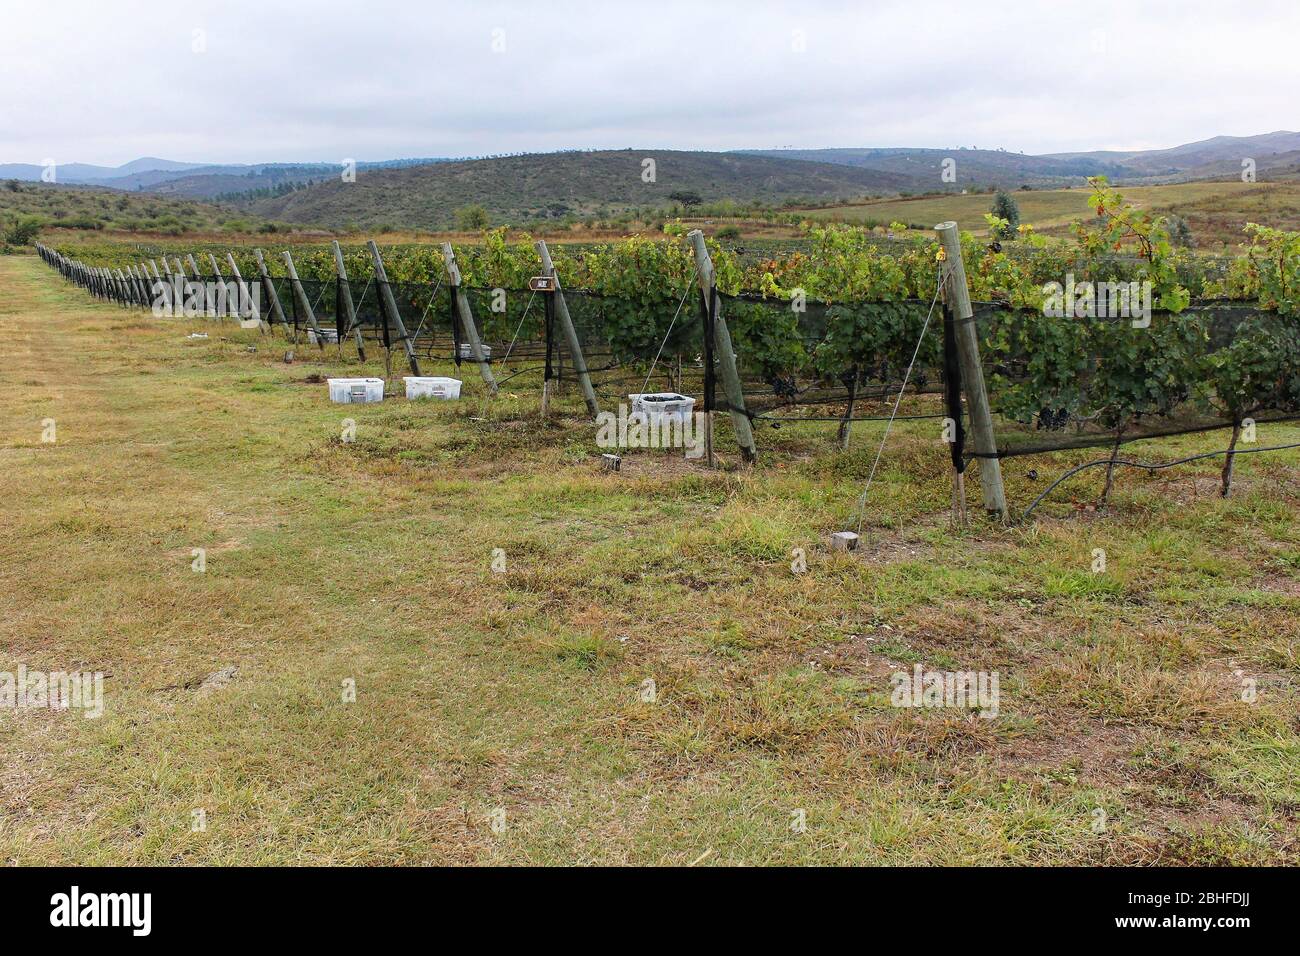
[7,131,1299,234]
[0,157,454,195]
[745,131,1300,187]
[0,180,268,236]
[736,147,1132,187]
[237,149,919,229]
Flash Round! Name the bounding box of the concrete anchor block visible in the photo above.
[830,531,859,552]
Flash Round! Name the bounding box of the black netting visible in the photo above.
[36,243,1300,464]
[976,301,1300,458]
[561,288,707,399]
[716,292,947,424]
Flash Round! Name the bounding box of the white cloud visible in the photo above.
[1,0,1296,165]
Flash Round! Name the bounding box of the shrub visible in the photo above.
[454,204,491,231]
[3,215,43,246]
[990,191,1020,240]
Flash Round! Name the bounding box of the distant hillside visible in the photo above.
[0,157,454,194]
[0,181,267,236]
[736,147,1130,187]
[237,149,918,229]
[1044,131,1300,182]
[744,132,1300,187]
[148,166,337,199]
[0,158,208,183]
[8,132,1299,233]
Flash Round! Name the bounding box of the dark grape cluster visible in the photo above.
[767,375,799,398]
[1036,407,1070,431]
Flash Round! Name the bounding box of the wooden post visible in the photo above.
[225,254,265,331]
[128,268,142,306]
[687,230,757,464]
[145,261,169,313]
[534,241,600,417]
[441,243,496,393]
[253,248,293,335]
[331,241,366,361]
[185,254,212,317]
[135,265,152,307]
[366,241,421,376]
[282,251,327,350]
[207,254,226,319]
[934,221,1007,520]
[126,265,143,306]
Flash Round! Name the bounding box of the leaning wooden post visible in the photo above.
[687,230,757,464]
[366,241,421,376]
[185,254,212,317]
[934,221,1007,520]
[282,251,327,350]
[534,240,599,417]
[142,264,159,310]
[441,243,496,392]
[145,262,168,312]
[225,254,265,331]
[127,268,143,306]
[125,265,142,306]
[134,265,151,307]
[206,254,226,318]
[253,248,293,336]
[331,241,366,361]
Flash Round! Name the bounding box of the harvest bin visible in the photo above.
[327,377,385,403]
[457,343,491,361]
[308,328,340,345]
[628,392,696,423]
[405,376,462,400]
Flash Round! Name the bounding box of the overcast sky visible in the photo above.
[3,0,1297,166]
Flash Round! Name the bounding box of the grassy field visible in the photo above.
[803,181,1300,248]
[1,252,1298,865]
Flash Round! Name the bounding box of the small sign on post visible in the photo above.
[528,276,557,292]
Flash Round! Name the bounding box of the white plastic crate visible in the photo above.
[327,377,385,404]
[457,343,491,361]
[308,327,340,345]
[629,392,696,423]
[404,376,462,400]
